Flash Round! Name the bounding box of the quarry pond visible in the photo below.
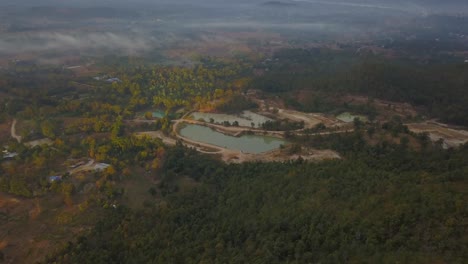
[152,110,166,118]
[179,124,286,154]
[336,112,368,123]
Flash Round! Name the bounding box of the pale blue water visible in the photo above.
[179,124,286,154]
[336,112,368,123]
[152,110,166,118]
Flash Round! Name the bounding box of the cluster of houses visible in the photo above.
[2,147,17,160]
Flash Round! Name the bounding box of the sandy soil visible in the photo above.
[276,109,340,128]
[172,132,340,164]
[406,122,468,148]
[24,138,54,148]
[221,147,341,164]
[10,119,22,143]
[0,191,100,264]
[169,118,343,163]
[0,193,61,263]
[246,90,343,129]
[135,131,177,146]
[68,159,110,175]
[132,106,350,164]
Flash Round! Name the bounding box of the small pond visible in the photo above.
[336,112,368,123]
[152,110,166,118]
[179,124,286,154]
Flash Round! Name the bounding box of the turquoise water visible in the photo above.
[179,124,286,154]
[336,112,368,123]
[152,110,166,118]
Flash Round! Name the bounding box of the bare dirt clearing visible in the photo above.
[24,138,54,148]
[407,122,468,148]
[135,131,176,146]
[219,147,340,164]
[343,95,420,119]
[246,90,343,128]
[68,159,110,175]
[277,109,340,128]
[0,192,98,264]
[170,119,341,163]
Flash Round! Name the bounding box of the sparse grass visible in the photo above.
[120,169,158,210]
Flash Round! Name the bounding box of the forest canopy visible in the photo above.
[46,138,468,264]
[252,49,468,125]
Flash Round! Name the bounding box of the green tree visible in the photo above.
[41,119,56,138]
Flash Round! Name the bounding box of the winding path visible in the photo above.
[10,119,22,143]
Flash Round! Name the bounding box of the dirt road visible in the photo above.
[406,122,468,148]
[131,113,347,163]
[171,119,347,163]
[10,119,22,143]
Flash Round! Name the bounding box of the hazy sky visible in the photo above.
[3,0,468,11]
[0,0,466,59]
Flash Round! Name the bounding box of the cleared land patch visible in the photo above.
[407,122,468,148]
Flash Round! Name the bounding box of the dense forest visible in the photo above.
[46,135,467,263]
[1,50,467,264]
[252,49,468,125]
[2,1,468,263]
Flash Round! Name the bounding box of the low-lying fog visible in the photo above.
[0,0,467,59]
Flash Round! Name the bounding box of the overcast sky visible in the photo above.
[3,0,468,11]
[0,0,466,58]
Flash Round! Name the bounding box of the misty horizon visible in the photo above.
[0,0,467,61]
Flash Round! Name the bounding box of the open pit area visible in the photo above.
[407,122,468,148]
